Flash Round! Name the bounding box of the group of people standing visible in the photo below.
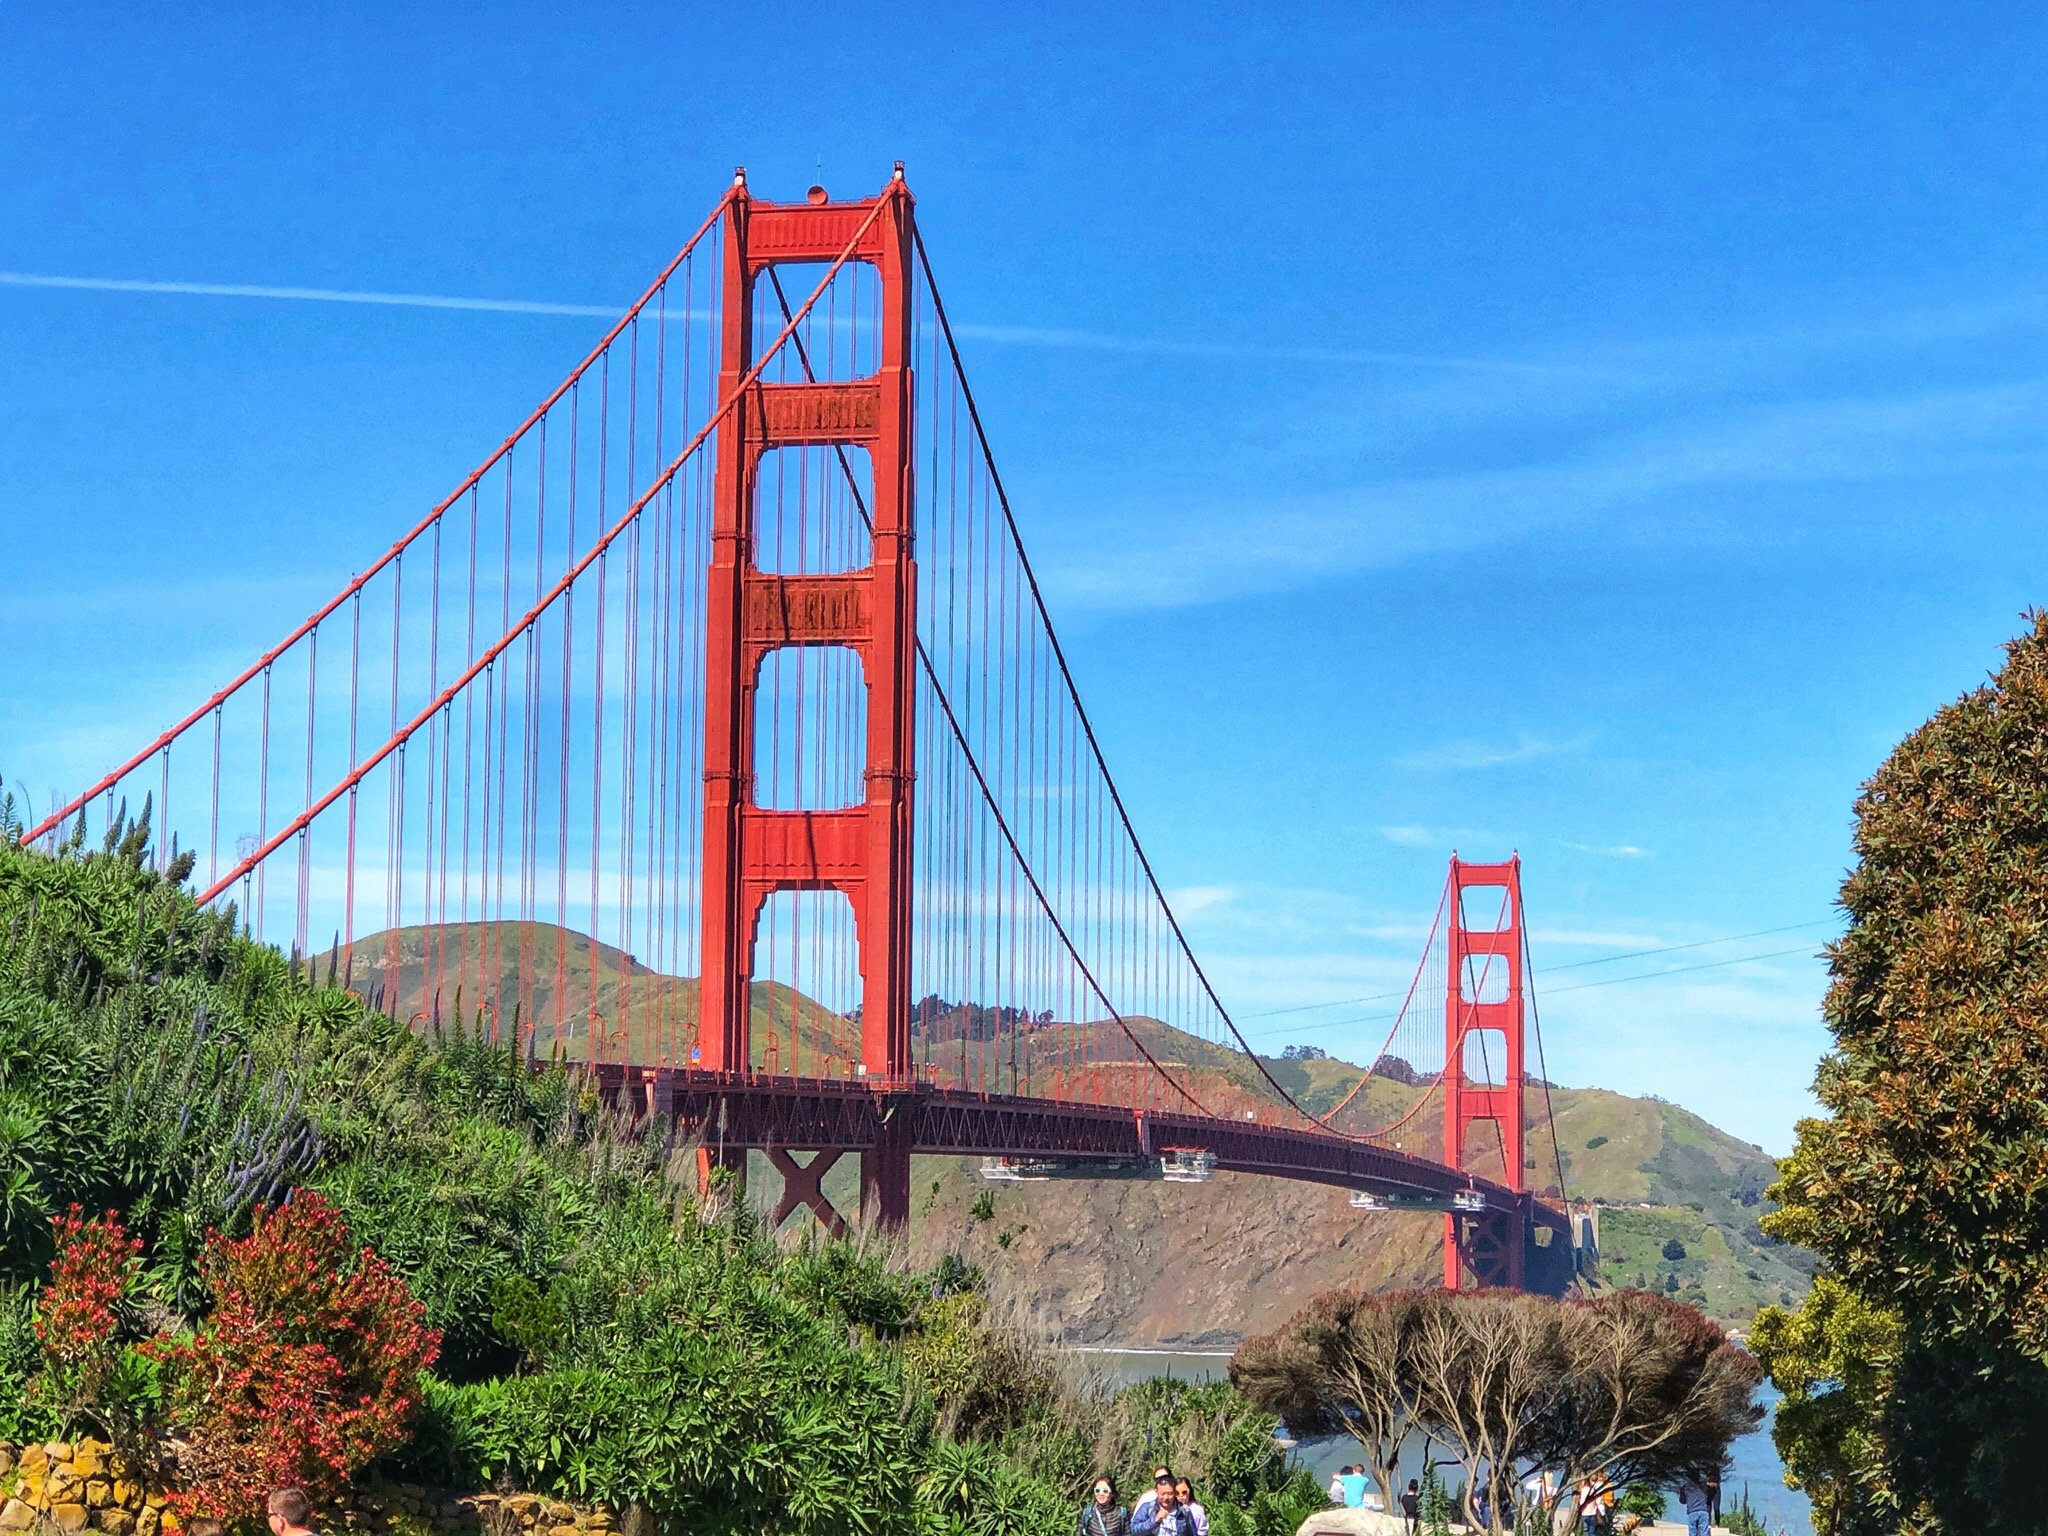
[1077,1467,1209,1536]
[1318,1463,1716,1535]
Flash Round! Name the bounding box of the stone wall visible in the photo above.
[0,1441,621,1536]
[0,1440,157,1535]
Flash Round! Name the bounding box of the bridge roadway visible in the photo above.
[593,1063,1569,1240]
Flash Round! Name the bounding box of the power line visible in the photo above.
[1251,937,1829,1041]
[1541,943,1822,996]
[1240,917,1834,1031]
[1542,919,1833,974]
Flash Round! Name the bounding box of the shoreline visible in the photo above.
[1064,1346,1236,1358]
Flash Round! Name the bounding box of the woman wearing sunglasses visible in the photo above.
[1078,1473,1130,1536]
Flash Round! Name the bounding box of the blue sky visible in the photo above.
[3,5,2044,1151]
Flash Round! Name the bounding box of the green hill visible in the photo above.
[357,920,1811,1339]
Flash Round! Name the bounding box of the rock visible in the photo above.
[136,1505,160,1536]
[112,1482,140,1511]
[52,1502,92,1532]
[45,1467,85,1504]
[0,1448,13,1478]
[100,1509,137,1536]
[71,1444,105,1480]
[0,1500,38,1532]
[16,1447,46,1479]
[44,1443,74,1463]
[1295,1512,1415,1536]
[85,1479,114,1509]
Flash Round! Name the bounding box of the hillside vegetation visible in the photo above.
[0,819,1316,1533]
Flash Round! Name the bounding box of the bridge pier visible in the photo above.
[1447,1203,1527,1291]
[860,1116,913,1228]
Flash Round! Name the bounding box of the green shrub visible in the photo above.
[1721,1487,1768,1536]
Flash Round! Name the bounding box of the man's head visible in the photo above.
[1407,1480,1419,1493]
[267,1491,313,1535]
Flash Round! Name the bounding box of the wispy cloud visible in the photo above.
[1562,840,1652,859]
[1037,362,2048,615]
[949,320,1576,374]
[1395,733,1585,772]
[1376,823,1506,851]
[1166,884,1236,915]
[1530,925,1672,950]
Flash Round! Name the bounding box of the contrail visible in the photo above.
[0,268,1575,373]
[0,270,621,317]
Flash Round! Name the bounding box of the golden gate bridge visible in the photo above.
[23,167,1572,1291]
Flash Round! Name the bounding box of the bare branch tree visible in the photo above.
[1536,1290,1763,1498]
[1232,1289,1425,1508]
[1237,1287,1761,1535]
[1407,1290,1571,1531]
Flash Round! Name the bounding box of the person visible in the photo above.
[1677,1478,1712,1536]
[1338,1466,1369,1509]
[1132,1468,1174,1526]
[266,1491,321,1536]
[1131,1476,1194,1536]
[1576,1478,1603,1536]
[1399,1478,1421,1536]
[1470,1483,1490,1531]
[1174,1478,1209,1536]
[1328,1468,1348,1505]
[1078,1474,1129,1536]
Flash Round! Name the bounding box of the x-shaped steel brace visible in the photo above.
[766,1147,848,1237]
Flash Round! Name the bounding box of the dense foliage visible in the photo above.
[1231,1286,1760,1531]
[0,812,1294,1532]
[1761,614,2048,1535]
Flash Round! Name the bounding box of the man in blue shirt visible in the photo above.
[1338,1468,1370,1509]
[1131,1477,1195,1536]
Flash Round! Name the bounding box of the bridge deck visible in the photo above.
[595,1064,1568,1232]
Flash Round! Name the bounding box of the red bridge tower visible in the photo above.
[1443,854,1530,1288]
[697,169,920,1227]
